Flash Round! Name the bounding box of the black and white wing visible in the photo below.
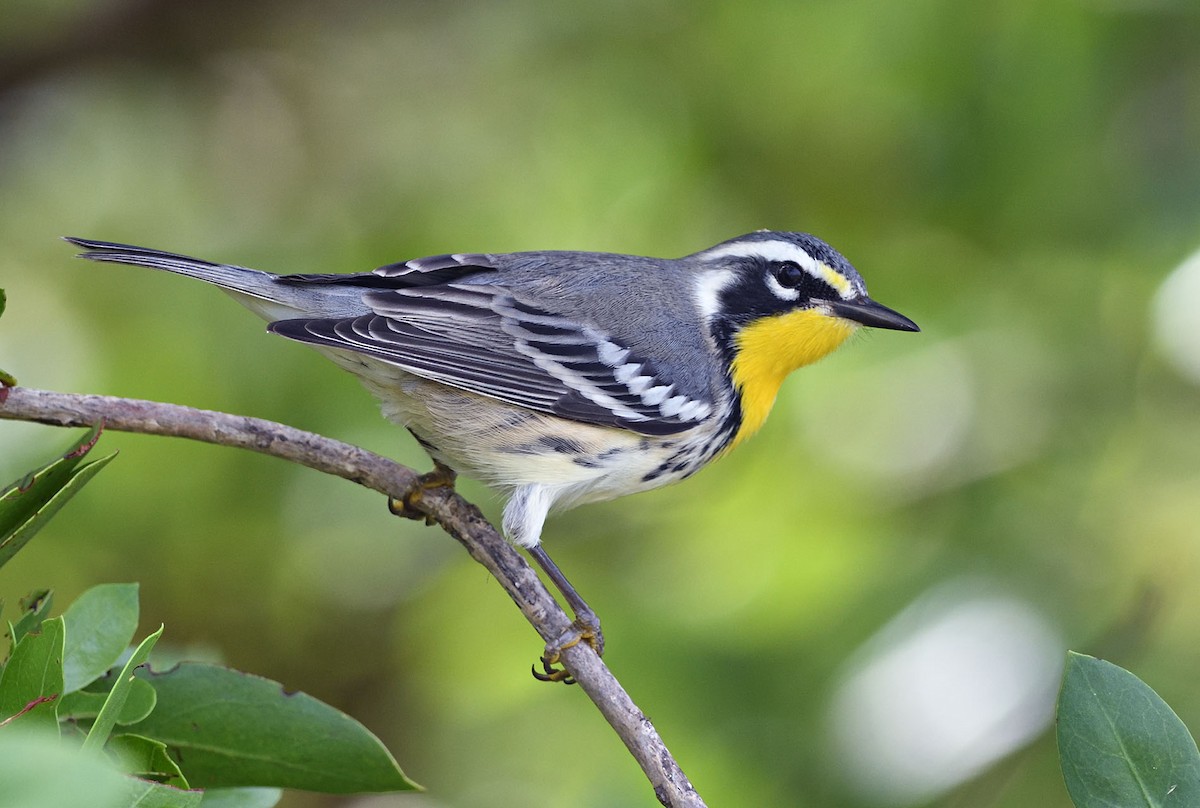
[267,282,714,436]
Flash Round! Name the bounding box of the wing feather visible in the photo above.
[268,279,713,435]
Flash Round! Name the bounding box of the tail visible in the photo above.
[64,237,354,322]
[65,237,283,295]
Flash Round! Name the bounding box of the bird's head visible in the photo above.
[690,230,919,446]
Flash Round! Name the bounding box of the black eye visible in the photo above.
[772,262,806,288]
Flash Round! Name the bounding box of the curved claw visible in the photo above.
[530,620,604,685]
[531,656,576,685]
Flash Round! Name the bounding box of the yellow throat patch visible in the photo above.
[728,308,856,449]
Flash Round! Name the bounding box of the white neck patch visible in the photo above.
[693,268,736,321]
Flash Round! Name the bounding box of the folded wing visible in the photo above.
[268,282,712,436]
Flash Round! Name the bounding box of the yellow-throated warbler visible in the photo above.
[68,231,918,679]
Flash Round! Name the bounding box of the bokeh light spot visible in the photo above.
[828,580,1062,806]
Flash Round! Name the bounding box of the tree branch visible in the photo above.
[0,385,705,807]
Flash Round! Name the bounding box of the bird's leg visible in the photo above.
[527,544,603,685]
[387,461,458,525]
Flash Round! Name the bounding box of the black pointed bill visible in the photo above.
[828,298,920,332]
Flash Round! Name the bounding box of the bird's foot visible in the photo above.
[387,462,458,524]
[531,609,604,685]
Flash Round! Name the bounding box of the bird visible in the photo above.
[66,231,918,681]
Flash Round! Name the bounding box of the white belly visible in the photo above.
[318,347,726,545]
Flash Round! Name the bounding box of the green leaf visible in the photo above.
[60,677,157,724]
[1058,651,1200,806]
[122,778,203,808]
[0,728,129,808]
[62,582,140,693]
[84,625,162,752]
[8,589,53,648]
[131,662,418,793]
[0,425,114,569]
[108,733,189,788]
[198,788,282,808]
[0,616,65,732]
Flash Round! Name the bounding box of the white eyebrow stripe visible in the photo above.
[700,239,862,300]
[698,239,818,272]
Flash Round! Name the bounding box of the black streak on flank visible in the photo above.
[642,463,670,483]
[539,435,586,455]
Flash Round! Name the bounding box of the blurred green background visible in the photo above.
[3,1,1200,805]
